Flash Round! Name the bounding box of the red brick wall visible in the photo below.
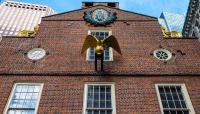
[1,6,200,74]
[0,75,200,114]
[1,20,200,74]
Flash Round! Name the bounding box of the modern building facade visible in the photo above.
[0,2,200,114]
[0,1,55,36]
[183,0,200,38]
[158,12,185,33]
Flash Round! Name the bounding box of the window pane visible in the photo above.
[87,92,93,101]
[105,57,110,60]
[164,87,170,93]
[177,111,183,114]
[87,110,93,114]
[170,87,176,93]
[21,86,28,92]
[168,100,175,108]
[106,101,112,108]
[16,86,23,92]
[100,92,105,100]
[28,86,35,92]
[88,86,93,93]
[160,93,166,100]
[106,93,111,100]
[34,86,40,92]
[178,93,184,100]
[170,111,176,114]
[100,100,106,108]
[94,110,99,114]
[26,93,32,99]
[94,100,99,108]
[162,100,169,108]
[94,93,99,100]
[87,100,92,108]
[89,48,95,60]
[94,86,99,93]
[164,111,170,114]
[181,101,187,108]
[159,87,164,93]
[96,32,100,37]
[107,110,112,114]
[166,94,173,100]
[172,93,179,100]
[100,86,105,92]
[175,101,181,108]
[100,110,106,114]
[105,32,109,37]
[13,93,20,99]
[91,32,95,36]
[176,87,182,93]
[31,93,39,100]
[106,86,111,93]
[20,93,26,99]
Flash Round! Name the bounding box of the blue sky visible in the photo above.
[13,0,189,17]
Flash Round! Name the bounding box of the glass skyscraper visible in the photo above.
[0,1,55,36]
[158,12,185,33]
[183,0,200,38]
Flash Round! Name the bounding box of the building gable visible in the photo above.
[43,5,157,21]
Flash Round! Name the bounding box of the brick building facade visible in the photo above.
[0,2,200,114]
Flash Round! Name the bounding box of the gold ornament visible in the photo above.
[81,35,122,55]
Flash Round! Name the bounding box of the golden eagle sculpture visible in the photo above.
[81,35,122,71]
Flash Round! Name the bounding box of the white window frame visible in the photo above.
[155,84,195,114]
[83,82,116,114]
[3,83,44,114]
[86,30,113,61]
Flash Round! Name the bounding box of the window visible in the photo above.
[155,84,195,114]
[27,48,46,60]
[4,83,43,114]
[107,3,116,8]
[192,32,196,37]
[85,2,93,7]
[83,83,116,114]
[87,31,113,61]
[153,49,172,61]
[195,21,199,27]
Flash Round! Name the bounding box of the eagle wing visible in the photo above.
[103,35,122,55]
[81,35,98,54]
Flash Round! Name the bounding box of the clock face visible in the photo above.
[27,48,46,60]
[92,9,108,23]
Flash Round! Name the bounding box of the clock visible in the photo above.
[92,9,108,23]
[27,48,46,60]
[84,9,117,25]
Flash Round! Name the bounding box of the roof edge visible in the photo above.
[0,72,200,76]
[43,5,157,20]
[164,37,198,39]
[2,36,35,39]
